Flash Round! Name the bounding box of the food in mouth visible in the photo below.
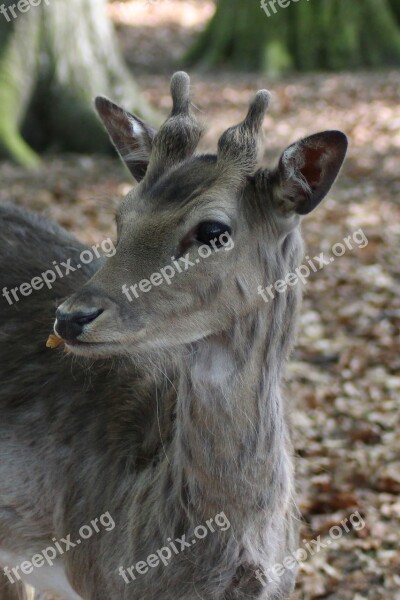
[46,333,64,349]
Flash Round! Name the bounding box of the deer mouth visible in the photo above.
[62,328,150,358]
[47,330,125,357]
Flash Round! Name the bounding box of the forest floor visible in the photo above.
[1,1,399,599]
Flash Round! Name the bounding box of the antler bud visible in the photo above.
[217,90,271,179]
[170,71,191,115]
[143,72,203,184]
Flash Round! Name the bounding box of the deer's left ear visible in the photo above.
[95,97,157,182]
[271,131,348,215]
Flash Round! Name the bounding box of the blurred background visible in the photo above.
[0,0,399,598]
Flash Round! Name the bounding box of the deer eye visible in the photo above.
[194,221,232,247]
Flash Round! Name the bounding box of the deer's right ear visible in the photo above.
[95,97,156,182]
[269,130,348,216]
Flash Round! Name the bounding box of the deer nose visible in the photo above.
[54,308,103,341]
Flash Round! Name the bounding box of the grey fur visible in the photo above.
[0,73,347,599]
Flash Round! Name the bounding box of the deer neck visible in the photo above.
[175,300,297,522]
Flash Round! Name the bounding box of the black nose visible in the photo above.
[55,308,103,342]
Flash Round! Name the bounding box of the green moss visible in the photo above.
[186,0,400,72]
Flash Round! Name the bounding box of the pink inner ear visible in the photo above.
[96,100,131,147]
[299,146,326,188]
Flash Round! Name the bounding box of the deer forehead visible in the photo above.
[119,157,244,225]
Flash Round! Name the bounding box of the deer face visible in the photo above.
[54,73,347,357]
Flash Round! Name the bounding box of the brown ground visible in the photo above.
[1,2,399,598]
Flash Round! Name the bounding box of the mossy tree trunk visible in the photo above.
[0,0,158,167]
[388,0,400,24]
[185,0,400,74]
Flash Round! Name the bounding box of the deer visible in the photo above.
[0,72,347,600]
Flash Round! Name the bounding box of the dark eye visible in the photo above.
[194,221,232,247]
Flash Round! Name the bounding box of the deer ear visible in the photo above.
[95,97,156,182]
[274,131,348,215]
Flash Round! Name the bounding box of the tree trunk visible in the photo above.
[388,0,400,25]
[185,0,400,74]
[0,0,158,167]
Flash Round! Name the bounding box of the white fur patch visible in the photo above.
[0,548,81,599]
[130,118,144,138]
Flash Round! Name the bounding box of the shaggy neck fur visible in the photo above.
[177,309,295,512]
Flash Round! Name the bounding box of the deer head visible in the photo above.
[54,72,347,357]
